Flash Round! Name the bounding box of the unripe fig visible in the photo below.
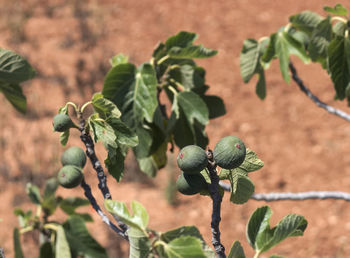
[177,145,208,174]
[213,136,246,169]
[176,172,207,195]
[61,146,87,168]
[57,165,83,188]
[53,113,75,132]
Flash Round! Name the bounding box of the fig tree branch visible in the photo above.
[207,150,226,258]
[219,181,350,201]
[78,117,128,232]
[80,179,128,240]
[289,62,350,122]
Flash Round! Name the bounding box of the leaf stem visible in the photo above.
[331,16,347,24]
[253,251,261,258]
[19,226,34,234]
[167,85,178,96]
[81,101,92,113]
[157,55,170,65]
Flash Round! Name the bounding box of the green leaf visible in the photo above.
[107,117,138,147]
[128,228,152,258]
[59,130,69,146]
[102,63,136,101]
[60,197,90,214]
[161,226,215,257]
[44,178,59,199]
[229,171,255,204]
[110,53,129,67]
[308,17,332,65]
[240,39,260,83]
[89,115,118,148]
[39,242,54,258]
[239,149,264,173]
[259,214,308,253]
[0,83,26,113]
[256,67,266,100]
[13,228,24,258]
[26,183,41,205]
[201,95,226,119]
[63,216,107,258]
[246,206,307,254]
[103,63,158,129]
[162,236,207,258]
[228,241,245,258]
[165,31,198,50]
[270,255,285,258]
[0,48,35,83]
[333,21,346,36]
[247,206,273,250]
[92,92,121,119]
[324,4,348,16]
[168,45,218,59]
[289,11,323,35]
[328,36,350,99]
[262,34,277,64]
[56,226,71,258]
[275,32,310,83]
[105,146,126,182]
[105,200,149,232]
[177,91,209,126]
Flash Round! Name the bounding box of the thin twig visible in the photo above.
[207,150,226,258]
[289,62,350,122]
[81,179,128,240]
[219,181,350,201]
[78,117,128,232]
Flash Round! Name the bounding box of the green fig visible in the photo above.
[53,113,75,132]
[57,165,83,188]
[176,172,207,195]
[213,136,246,169]
[177,145,208,175]
[61,146,87,168]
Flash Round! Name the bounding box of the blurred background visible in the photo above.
[1,0,350,257]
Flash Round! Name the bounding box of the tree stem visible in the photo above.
[78,116,128,232]
[207,150,226,258]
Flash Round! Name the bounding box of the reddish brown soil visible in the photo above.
[1,0,350,257]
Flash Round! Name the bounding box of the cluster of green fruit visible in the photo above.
[176,136,246,195]
[57,146,87,188]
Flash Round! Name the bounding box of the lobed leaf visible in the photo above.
[328,36,350,100]
[13,228,24,258]
[289,11,323,35]
[0,48,36,84]
[26,183,41,205]
[55,226,71,258]
[168,45,218,59]
[229,171,255,204]
[110,53,129,67]
[39,242,54,258]
[161,236,207,258]
[128,227,152,258]
[165,31,198,50]
[105,200,149,232]
[0,83,26,113]
[228,241,246,258]
[92,92,121,119]
[240,39,260,83]
[63,216,107,258]
[324,4,348,16]
[59,130,69,146]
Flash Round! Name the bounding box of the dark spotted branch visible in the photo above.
[207,150,226,258]
[81,179,128,240]
[289,62,350,122]
[78,117,128,233]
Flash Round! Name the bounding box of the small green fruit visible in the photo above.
[177,145,208,174]
[176,172,207,195]
[53,113,75,132]
[61,146,87,168]
[213,136,246,169]
[57,165,83,188]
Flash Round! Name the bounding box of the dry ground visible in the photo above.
[1,0,350,257]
